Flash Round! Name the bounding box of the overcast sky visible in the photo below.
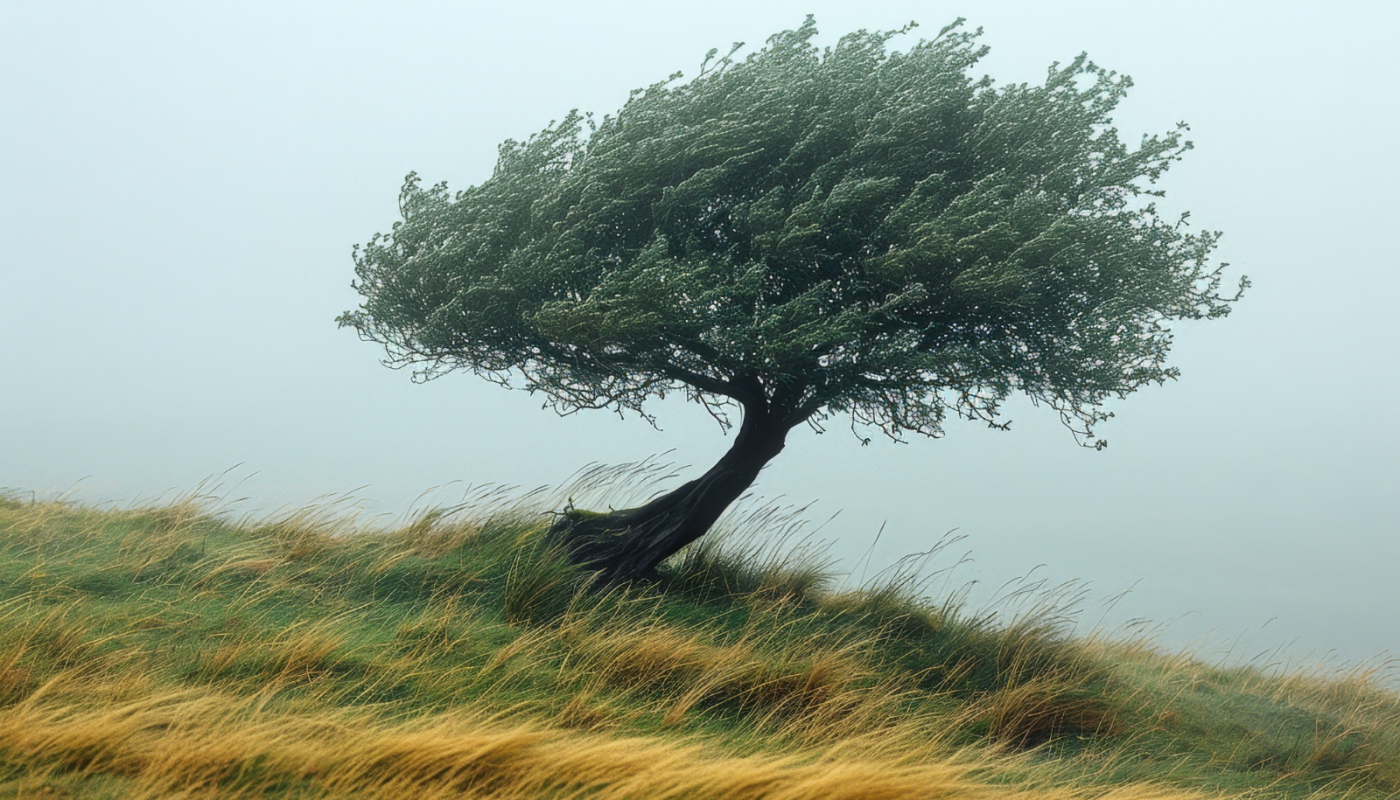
[3,0,1397,676]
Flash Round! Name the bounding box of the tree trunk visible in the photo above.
[550,404,793,583]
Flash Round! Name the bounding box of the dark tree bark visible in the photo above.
[551,399,795,583]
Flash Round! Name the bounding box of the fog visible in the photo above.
[3,1,1397,675]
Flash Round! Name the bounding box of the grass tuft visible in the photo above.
[503,537,588,625]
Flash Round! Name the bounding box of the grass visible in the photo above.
[0,486,1395,799]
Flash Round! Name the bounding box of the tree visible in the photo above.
[339,18,1245,583]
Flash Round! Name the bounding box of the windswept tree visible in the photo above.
[340,18,1244,582]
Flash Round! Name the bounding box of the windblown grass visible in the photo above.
[0,482,1394,799]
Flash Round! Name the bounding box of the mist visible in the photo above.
[3,0,1396,675]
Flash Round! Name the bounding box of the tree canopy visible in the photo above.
[341,17,1241,448]
[340,17,1244,580]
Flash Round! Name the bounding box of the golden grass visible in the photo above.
[574,618,870,729]
[0,677,1216,800]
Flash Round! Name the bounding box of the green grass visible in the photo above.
[0,487,1395,799]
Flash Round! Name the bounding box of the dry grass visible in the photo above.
[563,611,881,733]
[0,677,1215,800]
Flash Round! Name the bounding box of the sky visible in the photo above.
[3,0,1397,676]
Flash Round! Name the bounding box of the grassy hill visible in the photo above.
[0,486,1395,799]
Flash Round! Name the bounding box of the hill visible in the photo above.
[0,486,1395,799]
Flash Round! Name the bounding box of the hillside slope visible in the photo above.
[0,490,1395,799]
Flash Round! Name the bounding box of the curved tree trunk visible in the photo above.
[551,403,794,583]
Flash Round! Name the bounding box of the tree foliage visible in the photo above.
[341,17,1243,450]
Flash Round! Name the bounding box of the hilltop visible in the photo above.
[0,487,1395,799]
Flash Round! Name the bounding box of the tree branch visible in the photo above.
[659,365,759,406]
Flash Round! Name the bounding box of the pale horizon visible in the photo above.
[3,0,1396,678]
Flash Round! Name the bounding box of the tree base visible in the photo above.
[548,405,793,584]
[548,506,692,584]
